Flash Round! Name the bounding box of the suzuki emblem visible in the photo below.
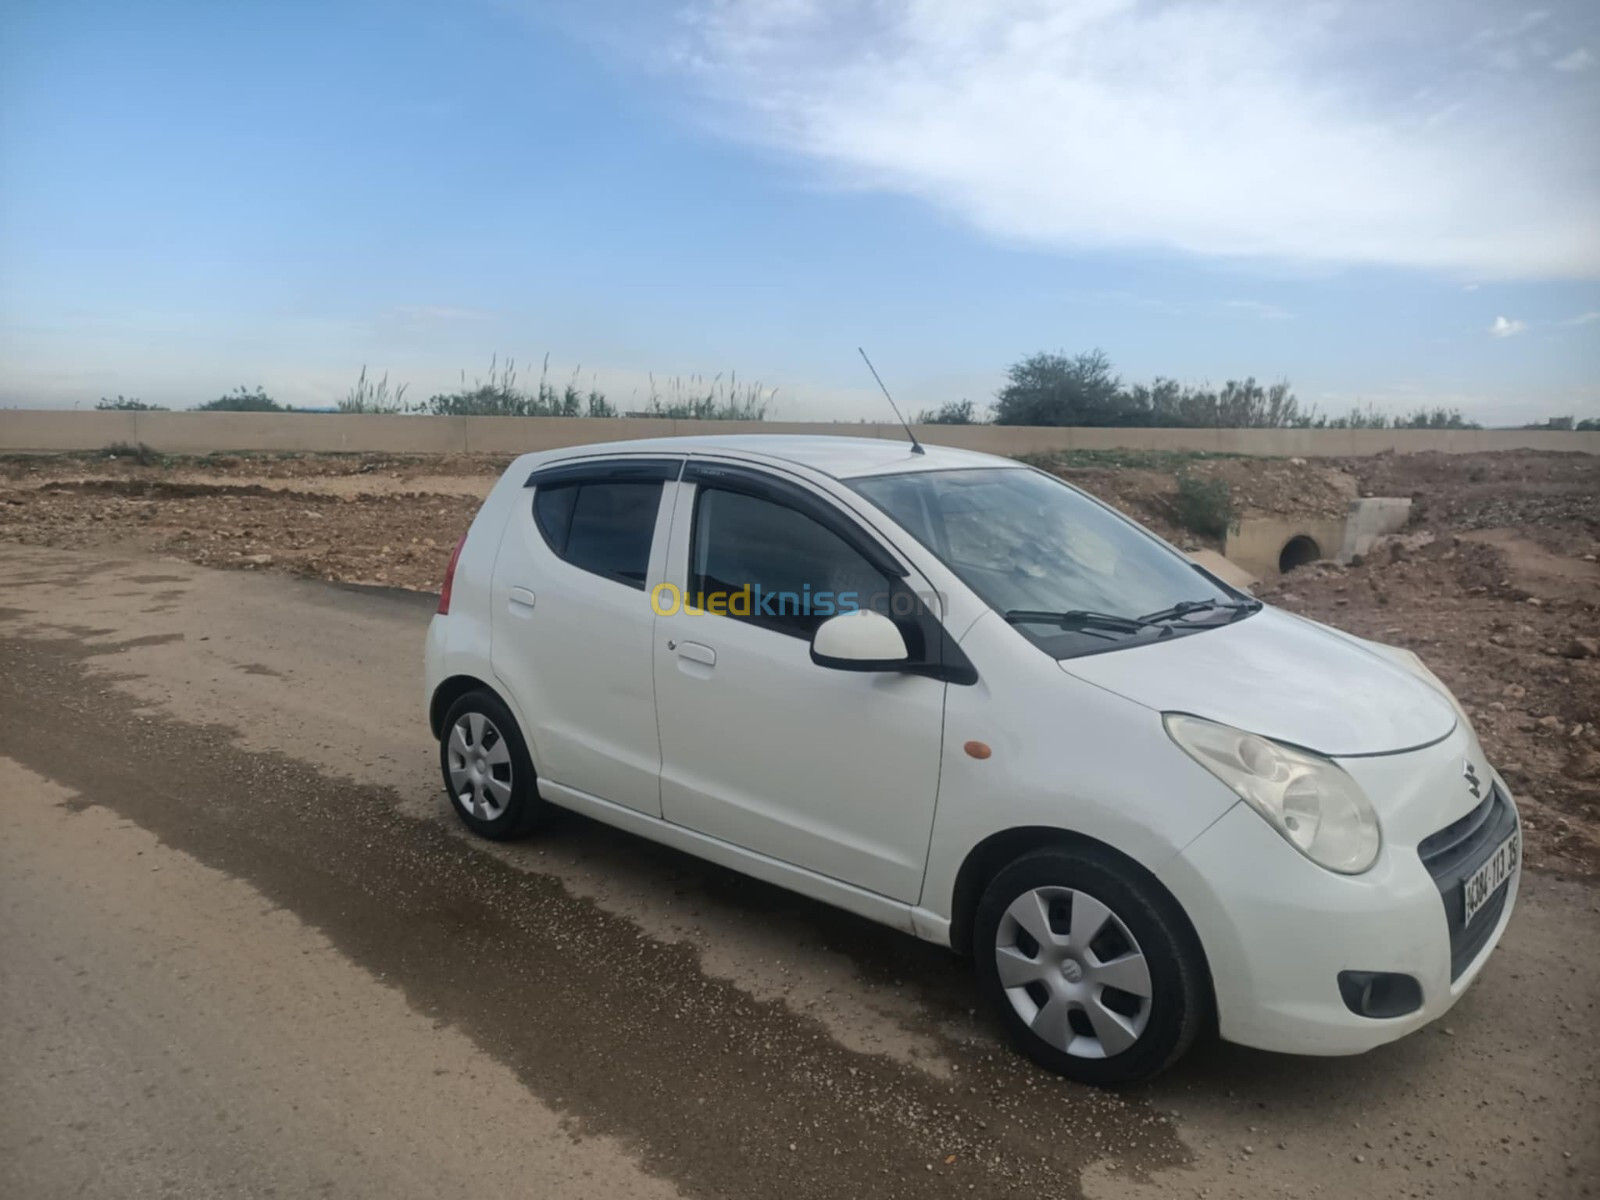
[1463,759,1482,799]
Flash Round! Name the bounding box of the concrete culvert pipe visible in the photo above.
[1278,534,1322,574]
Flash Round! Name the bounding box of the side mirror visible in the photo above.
[810,609,909,672]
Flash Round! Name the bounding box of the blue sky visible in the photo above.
[2,0,1597,423]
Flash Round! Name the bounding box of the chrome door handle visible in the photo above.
[676,641,716,667]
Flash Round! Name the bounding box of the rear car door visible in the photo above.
[653,461,948,902]
[491,456,681,817]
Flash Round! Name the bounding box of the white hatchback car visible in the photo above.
[424,435,1520,1084]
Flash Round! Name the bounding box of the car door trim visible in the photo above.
[525,456,685,488]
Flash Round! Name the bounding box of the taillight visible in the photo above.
[437,533,467,615]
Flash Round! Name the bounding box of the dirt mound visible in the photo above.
[0,480,476,591]
[1335,450,1600,555]
[38,478,329,502]
[1457,528,1600,605]
[1044,453,1359,549]
[1186,456,1358,519]
[0,449,512,487]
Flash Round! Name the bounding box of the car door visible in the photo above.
[491,456,681,817]
[653,461,948,902]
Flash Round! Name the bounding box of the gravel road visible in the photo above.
[1,543,1595,1199]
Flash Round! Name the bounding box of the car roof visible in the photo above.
[527,434,1016,480]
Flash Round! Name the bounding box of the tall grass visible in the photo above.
[340,366,410,414]
[393,357,770,420]
[634,372,773,421]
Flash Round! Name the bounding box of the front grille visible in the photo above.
[1418,785,1517,981]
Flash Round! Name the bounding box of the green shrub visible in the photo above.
[915,399,980,424]
[1171,473,1237,540]
[95,395,165,411]
[415,356,640,418]
[196,386,281,412]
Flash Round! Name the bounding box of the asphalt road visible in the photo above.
[1,543,1596,1200]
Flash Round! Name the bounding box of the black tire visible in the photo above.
[438,689,551,840]
[973,845,1207,1086]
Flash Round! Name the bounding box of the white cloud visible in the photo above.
[1490,315,1528,337]
[1552,48,1595,71]
[658,0,1600,278]
[1564,309,1600,324]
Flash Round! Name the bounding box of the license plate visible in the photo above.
[1463,829,1519,927]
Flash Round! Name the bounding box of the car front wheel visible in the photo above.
[974,845,1208,1086]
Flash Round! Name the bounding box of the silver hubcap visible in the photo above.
[447,712,513,821]
[995,886,1153,1059]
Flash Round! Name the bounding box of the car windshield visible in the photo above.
[851,466,1254,659]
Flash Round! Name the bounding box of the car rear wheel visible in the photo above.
[974,845,1207,1086]
[438,689,551,839]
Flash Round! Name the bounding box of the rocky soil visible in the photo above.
[0,453,500,590]
[2,446,1596,873]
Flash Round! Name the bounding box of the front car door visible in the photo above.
[653,460,947,902]
[491,456,681,816]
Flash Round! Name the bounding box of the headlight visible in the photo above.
[1164,713,1381,874]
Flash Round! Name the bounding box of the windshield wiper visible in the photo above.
[1138,597,1261,624]
[1004,609,1167,636]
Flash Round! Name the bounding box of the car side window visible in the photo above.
[689,486,892,638]
[534,480,661,590]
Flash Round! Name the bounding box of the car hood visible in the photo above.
[1058,606,1457,756]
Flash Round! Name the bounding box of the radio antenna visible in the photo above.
[858,347,924,455]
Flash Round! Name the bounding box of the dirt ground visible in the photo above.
[2,446,1597,876]
[4,543,1598,1200]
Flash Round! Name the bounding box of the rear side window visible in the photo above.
[534,480,662,589]
[533,484,579,551]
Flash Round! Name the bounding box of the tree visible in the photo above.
[996,349,1314,428]
[993,350,1128,426]
[95,395,165,411]
[915,399,979,425]
[1213,378,1303,427]
[196,386,282,412]
[1393,406,1480,430]
[1318,404,1391,429]
[1124,377,1305,428]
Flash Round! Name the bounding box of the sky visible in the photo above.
[2,0,1598,424]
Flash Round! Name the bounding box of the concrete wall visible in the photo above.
[1227,517,1351,580]
[1339,498,1414,561]
[1227,498,1418,579]
[2,409,1597,457]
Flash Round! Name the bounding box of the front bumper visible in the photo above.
[1157,728,1520,1055]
